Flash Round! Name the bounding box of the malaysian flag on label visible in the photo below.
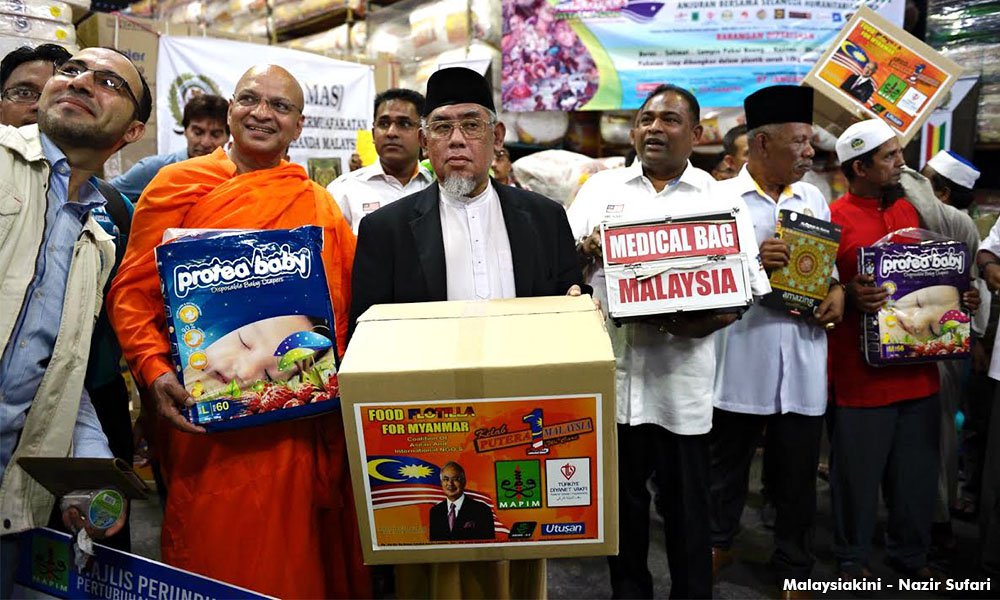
[830,40,869,76]
[367,456,509,534]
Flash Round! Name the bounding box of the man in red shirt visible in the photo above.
[828,119,978,581]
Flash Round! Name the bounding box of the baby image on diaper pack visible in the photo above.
[156,226,340,430]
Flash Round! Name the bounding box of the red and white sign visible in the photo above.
[602,221,740,266]
[601,215,752,319]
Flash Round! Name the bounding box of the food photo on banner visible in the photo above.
[156,35,374,178]
[500,0,904,110]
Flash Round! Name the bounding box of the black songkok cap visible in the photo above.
[744,85,813,130]
[422,67,495,117]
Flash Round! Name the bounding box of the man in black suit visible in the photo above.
[840,61,878,103]
[350,66,585,598]
[348,66,587,337]
[429,462,496,541]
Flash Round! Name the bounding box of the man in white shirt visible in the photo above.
[709,86,844,593]
[568,84,770,599]
[977,223,1000,575]
[326,88,434,233]
[349,66,586,598]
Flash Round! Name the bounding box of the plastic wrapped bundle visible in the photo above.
[409,0,499,56]
[941,43,1000,142]
[286,22,367,53]
[926,0,1000,48]
[0,15,75,43]
[273,0,350,29]
[0,1,72,24]
[512,149,623,207]
[0,35,76,59]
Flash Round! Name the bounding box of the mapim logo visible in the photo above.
[173,244,312,297]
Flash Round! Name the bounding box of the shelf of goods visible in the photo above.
[0,0,77,57]
[928,0,1000,143]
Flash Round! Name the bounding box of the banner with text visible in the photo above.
[355,395,604,554]
[15,528,272,599]
[501,0,903,110]
[157,36,374,186]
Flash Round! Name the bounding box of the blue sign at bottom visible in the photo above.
[15,528,272,599]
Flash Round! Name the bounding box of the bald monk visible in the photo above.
[107,66,370,598]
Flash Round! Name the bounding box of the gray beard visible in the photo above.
[440,174,476,199]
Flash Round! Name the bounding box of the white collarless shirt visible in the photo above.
[980,219,1000,381]
[326,160,434,233]
[567,161,770,435]
[713,166,837,417]
[447,494,466,518]
[440,183,516,301]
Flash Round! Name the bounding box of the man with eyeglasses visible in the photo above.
[0,44,71,127]
[327,88,433,234]
[0,46,150,596]
[107,64,368,599]
[349,67,587,597]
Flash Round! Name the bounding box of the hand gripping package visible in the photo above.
[601,211,754,320]
[156,226,341,431]
[859,237,971,366]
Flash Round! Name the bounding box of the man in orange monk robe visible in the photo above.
[107,65,370,599]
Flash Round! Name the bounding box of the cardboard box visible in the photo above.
[155,227,342,432]
[600,212,754,319]
[339,296,617,565]
[802,7,963,145]
[858,241,971,365]
[77,14,161,84]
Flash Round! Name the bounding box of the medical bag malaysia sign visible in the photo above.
[601,213,753,318]
[156,36,374,177]
[354,395,604,560]
[500,0,902,111]
[804,7,961,144]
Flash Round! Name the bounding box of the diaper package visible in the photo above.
[858,238,971,366]
[155,226,340,431]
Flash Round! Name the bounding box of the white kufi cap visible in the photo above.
[927,149,980,189]
[835,119,896,163]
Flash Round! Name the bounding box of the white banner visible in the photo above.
[156,36,374,184]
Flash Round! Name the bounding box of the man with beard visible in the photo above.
[0,44,71,127]
[327,88,433,234]
[828,118,979,581]
[709,86,843,595]
[350,67,585,598]
[568,84,769,599]
[0,46,150,595]
[111,94,229,202]
[107,65,369,598]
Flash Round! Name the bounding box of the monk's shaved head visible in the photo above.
[227,64,306,174]
[235,64,304,109]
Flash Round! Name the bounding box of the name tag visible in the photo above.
[362,201,381,214]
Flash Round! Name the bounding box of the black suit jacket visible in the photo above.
[348,180,586,338]
[428,496,496,541]
[840,74,875,103]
